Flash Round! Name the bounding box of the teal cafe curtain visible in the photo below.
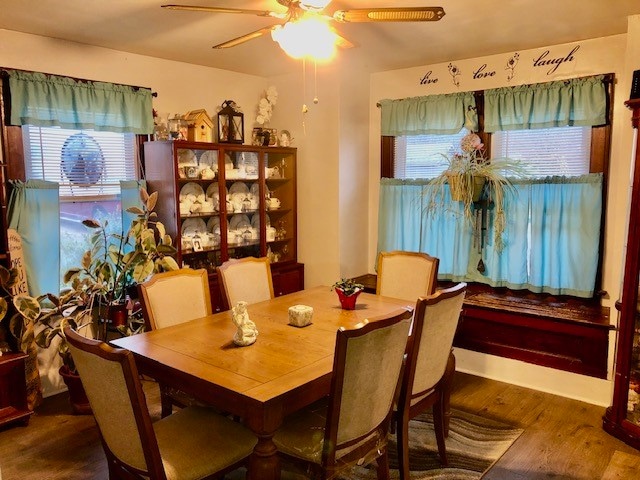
[379,91,478,136]
[8,70,154,134]
[484,75,607,132]
[120,180,147,238]
[7,180,60,296]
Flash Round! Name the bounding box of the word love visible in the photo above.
[533,46,580,75]
[472,64,496,79]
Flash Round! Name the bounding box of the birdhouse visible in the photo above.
[184,109,214,143]
[217,100,244,144]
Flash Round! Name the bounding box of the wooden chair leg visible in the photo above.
[159,384,173,418]
[433,398,448,466]
[375,450,391,480]
[397,411,411,480]
[442,351,456,436]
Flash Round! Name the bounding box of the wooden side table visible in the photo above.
[0,352,33,428]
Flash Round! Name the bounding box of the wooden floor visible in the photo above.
[1,372,640,480]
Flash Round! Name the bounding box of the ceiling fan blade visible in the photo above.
[333,7,445,23]
[331,27,355,49]
[213,26,276,49]
[162,4,284,19]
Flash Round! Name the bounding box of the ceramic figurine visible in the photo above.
[232,301,258,346]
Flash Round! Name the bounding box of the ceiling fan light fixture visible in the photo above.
[271,17,337,61]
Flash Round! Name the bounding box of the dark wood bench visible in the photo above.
[352,274,612,378]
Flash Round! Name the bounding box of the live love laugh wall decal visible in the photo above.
[419,45,581,87]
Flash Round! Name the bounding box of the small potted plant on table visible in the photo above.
[332,278,365,310]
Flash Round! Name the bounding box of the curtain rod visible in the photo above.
[0,67,158,97]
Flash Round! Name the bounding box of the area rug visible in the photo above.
[334,408,524,480]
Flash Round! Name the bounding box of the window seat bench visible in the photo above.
[351,274,613,379]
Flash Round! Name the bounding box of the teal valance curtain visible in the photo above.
[8,70,154,134]
[377,173,602,297]
[484,75,607,132]
[379,92,478,136]
[7,180,61,296]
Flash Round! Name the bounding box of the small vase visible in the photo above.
[336,288,362,310]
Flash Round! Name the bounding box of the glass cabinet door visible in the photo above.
[176,146,222,273]
[264,149,297,265]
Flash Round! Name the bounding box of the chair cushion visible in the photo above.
[155,406,257,480]
[273,401,328,464]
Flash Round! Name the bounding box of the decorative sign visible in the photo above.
[8,228,29,296]
[419,70,439,85]
[533,45,580,75]
[472,64,496,80]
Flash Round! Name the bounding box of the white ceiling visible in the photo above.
[1,0,639,78]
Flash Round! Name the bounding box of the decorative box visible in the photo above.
[288,305,313,327]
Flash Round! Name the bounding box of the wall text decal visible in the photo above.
[448,63,461,87]
[533,45,580,75]
[505,53,519,81]
[472,64,496,79]
[419,70,439,85]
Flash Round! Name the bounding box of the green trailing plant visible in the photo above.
[331,278,364,297]
[424,131,527,252]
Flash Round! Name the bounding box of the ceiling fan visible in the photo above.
[162,1,445,58]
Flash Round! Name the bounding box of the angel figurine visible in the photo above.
[232,301,258,346]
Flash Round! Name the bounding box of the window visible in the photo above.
[492,126,591,177]
[22,126,137,281]
[391,126,592,180]
[393,129,467,179]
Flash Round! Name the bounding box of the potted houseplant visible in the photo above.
[332,278,364,310]
[8,187,179,413]
[425,131,526,252]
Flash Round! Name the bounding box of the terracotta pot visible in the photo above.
[58,365,91,415]
[336,289,362,310]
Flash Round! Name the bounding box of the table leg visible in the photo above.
[442,351,455,436]
[247,433,280,480]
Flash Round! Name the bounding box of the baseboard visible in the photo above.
[454,347,613,406]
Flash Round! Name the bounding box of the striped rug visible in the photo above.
[337,409,524,480]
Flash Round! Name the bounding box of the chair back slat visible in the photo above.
[139,268,212,330]
[65,327,165,479]
[217,257,274,308]
[406,283,466,401]
[325,308,412,462]
[376,251,439,302]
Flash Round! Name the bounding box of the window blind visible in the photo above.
[492,126,591,177]
[22,126,136,198]
[394,129,467,179]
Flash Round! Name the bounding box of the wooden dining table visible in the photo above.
[111,285,414,480]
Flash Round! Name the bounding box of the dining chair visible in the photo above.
[273,307,413,480]
[64,327,257,480]
[376,250,439,301]
[394,283,467,479]
[138,268,212,331]
[217,256,274,309]
[138,268,211,417]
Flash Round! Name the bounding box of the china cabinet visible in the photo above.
[0,352,32,427]
[603,98,640,448]
[143,140,303,311]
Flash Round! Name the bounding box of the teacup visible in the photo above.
[269,198,281,210]
[201,201,214,213]
[179,201,191,216]
[267,226,276,242]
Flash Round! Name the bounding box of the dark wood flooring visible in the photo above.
[1,372,639,479]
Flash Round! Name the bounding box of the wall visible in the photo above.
[368,29,638,405]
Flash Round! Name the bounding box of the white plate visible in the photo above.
[181,218,207,236]
[229,214,250,230]
[199,150,218,173]
[224,153,233,170]
[207,216,221,234]
[251,213,261,230]
[205,182,227,201]
[178,149,197,167]
[250,183,260,198]
[229,182,249,196]
[179,182,205,202]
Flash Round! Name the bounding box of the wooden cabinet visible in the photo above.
[0,353,32,427]
[143,141,303,311]
[603,99,640,448]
